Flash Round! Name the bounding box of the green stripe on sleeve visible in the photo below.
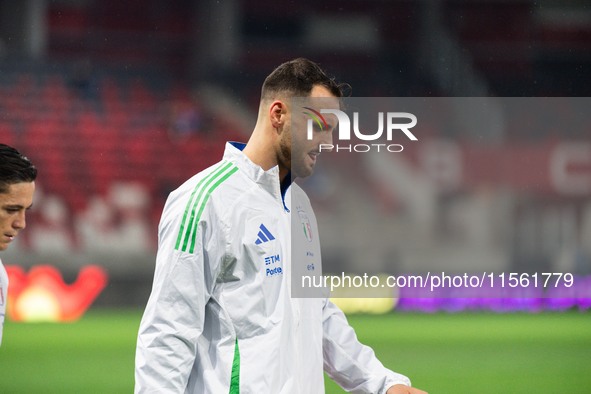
[175,160,228,250]
[180,162,235,252]
[186,165,238,253]
[175,161,233,251]
[229,338,240,394]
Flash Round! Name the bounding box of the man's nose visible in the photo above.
[13,211,26,230]
[320,129,333,146]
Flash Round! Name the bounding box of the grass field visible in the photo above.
[0,309,590,393]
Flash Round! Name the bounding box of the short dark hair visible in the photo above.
[261,58,345,100]
[0,144,37,194]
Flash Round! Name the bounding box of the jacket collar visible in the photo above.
[223,141,291,207]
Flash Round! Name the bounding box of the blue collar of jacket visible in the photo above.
[225,141,292,211]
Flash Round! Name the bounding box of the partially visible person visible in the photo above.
[0,144,37,345]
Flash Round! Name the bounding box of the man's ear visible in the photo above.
[269,100,285,130]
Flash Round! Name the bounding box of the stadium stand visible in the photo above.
[0,62,244,253]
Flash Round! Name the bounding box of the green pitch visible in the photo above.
[0,309,589,393]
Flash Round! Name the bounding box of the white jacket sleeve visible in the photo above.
[135,202,224,393]
[322,299,411,394]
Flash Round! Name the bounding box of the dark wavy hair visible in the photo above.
[0,144,37,194]
[261,58,346,100]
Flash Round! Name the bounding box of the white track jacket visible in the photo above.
[0,259,7,346]
[135,142,411,393]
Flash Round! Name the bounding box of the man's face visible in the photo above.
[0,182,35,251]
[280,85,339,179]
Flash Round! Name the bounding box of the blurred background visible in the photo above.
[1,0,589,306]
[0,0,590,392]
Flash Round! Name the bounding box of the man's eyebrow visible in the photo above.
[2,204,30,210]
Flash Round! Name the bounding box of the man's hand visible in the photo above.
[386,384,428,394]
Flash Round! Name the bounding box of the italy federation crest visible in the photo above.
[297,207,313,242]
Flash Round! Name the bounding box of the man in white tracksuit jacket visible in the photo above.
[0,144,37,347]
[135,59,427,394]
